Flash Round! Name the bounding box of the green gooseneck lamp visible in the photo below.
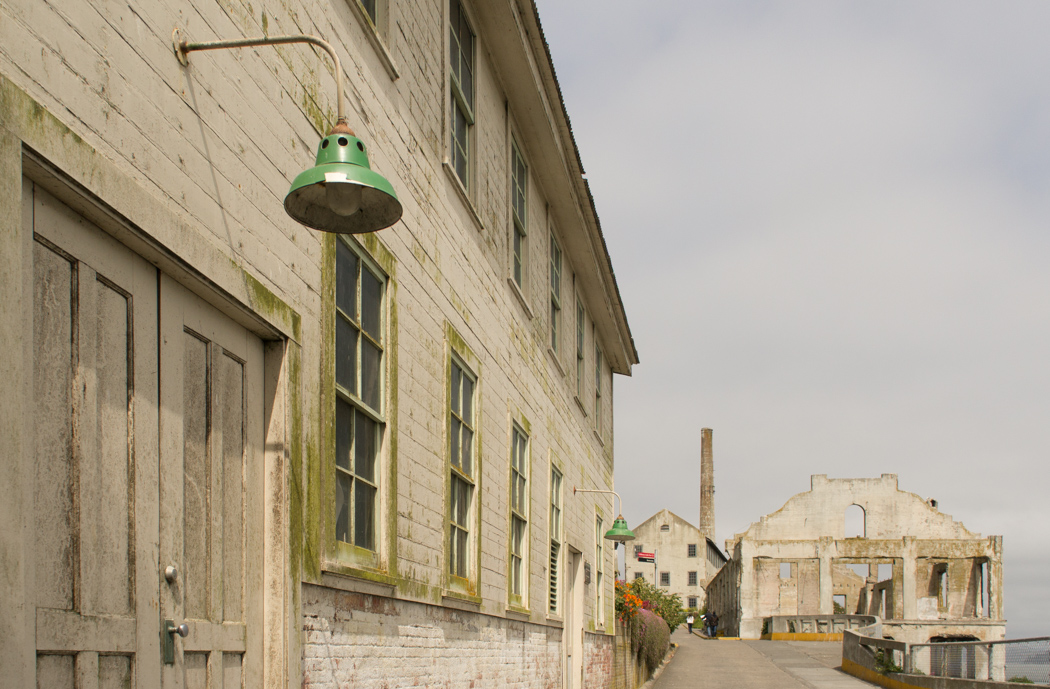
[573,487,636,542]
[174,30,403,234]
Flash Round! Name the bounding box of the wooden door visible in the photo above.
[30,181,160,688]
[564,550,583,689]
[159,274,264,689]
[29,180,265,689]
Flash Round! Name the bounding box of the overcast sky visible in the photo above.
[533,0,1050,639]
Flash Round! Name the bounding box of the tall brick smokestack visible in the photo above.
[699,428,715,542]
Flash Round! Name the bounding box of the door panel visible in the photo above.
[29,180,265,689]
[160,274,264,689]
[30,182,160,688]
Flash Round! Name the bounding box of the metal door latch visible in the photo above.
[162,619,189,664]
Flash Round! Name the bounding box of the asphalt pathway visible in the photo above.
[652,629,881,689]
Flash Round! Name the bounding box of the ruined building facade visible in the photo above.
[706,475,1005,643]
[0,1,638,687]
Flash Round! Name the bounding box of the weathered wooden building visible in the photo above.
[0,0,638,686]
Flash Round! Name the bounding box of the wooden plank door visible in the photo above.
[29,181,161,689]
[159,274,264,689]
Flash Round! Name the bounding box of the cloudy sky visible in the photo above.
[533,0,1050,638]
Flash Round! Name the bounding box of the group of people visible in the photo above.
[685,610,718,637]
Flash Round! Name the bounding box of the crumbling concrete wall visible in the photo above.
[711,475,1005,642]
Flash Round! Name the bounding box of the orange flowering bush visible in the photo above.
[615,579,644,622]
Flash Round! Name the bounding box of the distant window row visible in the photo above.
[333,241,608,622]
[447,0,606,433]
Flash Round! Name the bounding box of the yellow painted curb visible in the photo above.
[841,658,925,689]
[766,632,844,642]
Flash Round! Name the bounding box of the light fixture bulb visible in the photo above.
[326,182,364,217]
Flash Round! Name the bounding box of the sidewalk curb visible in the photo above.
[639,642,678,689]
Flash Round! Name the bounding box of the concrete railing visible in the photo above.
[767,614,877,638]
[842,620,1050,688]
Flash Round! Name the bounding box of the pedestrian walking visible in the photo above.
[686,613,695,634]
[704,610,718,637]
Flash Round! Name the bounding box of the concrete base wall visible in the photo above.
[303,584,570,689]
[611,621,650,689]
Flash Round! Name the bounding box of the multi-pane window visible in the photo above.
[509,425,529,603]
[576,298,585,398]
[595,515,604,624]
[660,571,670,587]
[688,571,698,586]
[359,0,377,23]
[335,239,385,550]
[449,0,474,187]
[594,335,603,432]
[549,235,562,351]
[549,467,562,615]
[688,596,698,609]
[633,572,644,580]
[449,358,476,579]
[688,543,698,558]
[511,141,527,288]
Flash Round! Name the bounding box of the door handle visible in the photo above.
[162,619,189,664]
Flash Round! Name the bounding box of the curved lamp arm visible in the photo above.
[572,486,623,515]
[173,29,347,127]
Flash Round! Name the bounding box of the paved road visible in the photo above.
[652,629,881,689]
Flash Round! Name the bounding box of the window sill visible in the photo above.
[443,161,484,232]
[331,539,381,570]
[346,0,401,81]
[593,428,605,447]
[321,561,398,591]
[574,395,588,417]
[545,615,564,628]
[505,605,531,620]
[442,590,482,610]
[507,277,534,319]
[547,346,566,377]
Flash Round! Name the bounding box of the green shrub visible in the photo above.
[632,608,671,674]
[1008,677,1034,684]
[873,649,903,675]
[627,578,685,633]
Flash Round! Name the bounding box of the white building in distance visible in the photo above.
[626,510,727,611]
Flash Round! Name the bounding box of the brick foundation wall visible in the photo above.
[303,584,564,689]
[583,631,614,689]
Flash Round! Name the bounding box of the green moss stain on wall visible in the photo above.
[240,265,302,342]
[287,341,305,609]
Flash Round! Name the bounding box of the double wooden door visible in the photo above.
[29,181,264,688]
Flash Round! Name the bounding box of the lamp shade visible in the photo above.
[604,515,635,542]
[285,128,402,234]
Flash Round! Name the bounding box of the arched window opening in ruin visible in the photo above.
[844,504,866,538]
